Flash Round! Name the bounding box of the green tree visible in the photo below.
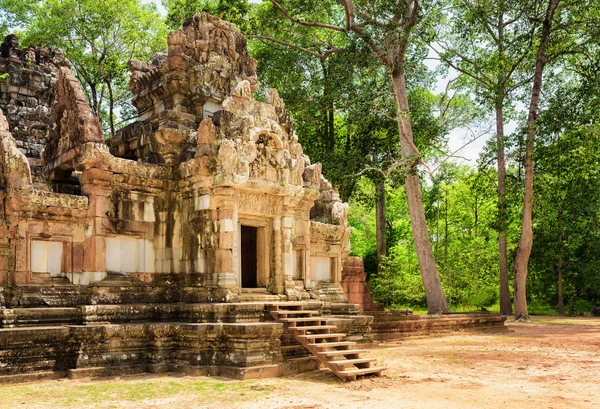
[162,0,251,31]
[530,66,600,314]
[245,1,447,279]
[0,0,167,136]
[432,0,539,316]
[259,0,450,314]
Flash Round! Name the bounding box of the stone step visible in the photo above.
[271,310,320,316]
[328,358,377,367]
[309,341,356,349]
[279,317,327,324]
[268,302,385,381]
[297,333,346,341]
[266,303,308,311]
[290,325,337,332]
[337,366,386,380]
[320,349,367,357]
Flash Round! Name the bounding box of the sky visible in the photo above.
[147,0,497,165]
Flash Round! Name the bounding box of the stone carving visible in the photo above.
[111,13,259,165]
[43,67,103,167]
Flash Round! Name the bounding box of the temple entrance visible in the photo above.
[241,225,258,288]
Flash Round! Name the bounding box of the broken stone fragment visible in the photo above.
[303,163,322,187]
[265,88,285,110]
[128,59,155,73]
[0,107,33,190]
[230,80,253,100]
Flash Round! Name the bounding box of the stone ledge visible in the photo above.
[369,312,508,341]
[0,370,66,384]
[0,321,286,380]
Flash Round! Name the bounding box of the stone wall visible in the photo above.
[0,321,287,382]
[0,301,379,381]
[340,257,383,312]
[369,311,508,341]
[0,34,68,161]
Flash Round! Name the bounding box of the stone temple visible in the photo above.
[0,14,507,382]
[0,13,387,381]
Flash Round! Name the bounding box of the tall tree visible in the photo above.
[528,15,600,315]
[513,0,560,321]
[261,0,449,313]
[432,0,539,316]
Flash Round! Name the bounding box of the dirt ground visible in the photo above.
[2,316,599,409]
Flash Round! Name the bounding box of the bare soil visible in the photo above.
[2,316,599,409]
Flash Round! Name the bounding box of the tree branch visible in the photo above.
[248,35,339,60]
[268,0,347,32]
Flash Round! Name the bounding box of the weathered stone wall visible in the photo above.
[111,13,259,164]
[0,34,68,159]
[369,311,508,341]
[0,322,286,381]
[0,301,379,381]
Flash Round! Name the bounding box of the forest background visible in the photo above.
[1,0,599,316]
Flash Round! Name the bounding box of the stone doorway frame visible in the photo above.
[236,216,270,289]
[240,225,258,288]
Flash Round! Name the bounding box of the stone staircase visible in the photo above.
[267,303,386,381]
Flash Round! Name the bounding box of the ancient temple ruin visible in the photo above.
[1,13,353,305]
[0,14,389,381]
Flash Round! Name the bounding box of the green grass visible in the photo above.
[531,316,600,326]
[528,304,558,316]
[389,302,568,316]
[388,304,502,315]
[0,376,276,408]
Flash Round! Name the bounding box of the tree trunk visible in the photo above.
[321,61,335,151]
[376,179,387,270]
[557,252,564,316]
[513,0,560,321]
[444,189,449,266]
[557,135,564,316]
[106,79,115,138]
[435,182,441,259]
[391,69,449,314]
[496,101,512,316]
[328,99,335,150]
[495,9,512,316]
[89,82,100,120]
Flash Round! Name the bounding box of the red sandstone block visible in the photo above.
[72,242,84,272]
[63,242,72,272]
[81,168,113,185]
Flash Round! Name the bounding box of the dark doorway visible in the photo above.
[241,225,258,288]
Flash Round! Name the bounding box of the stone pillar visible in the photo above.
[340,257,383,312]
[272,217,284,294]
[214,188,236,288]
[281,216,293,279]
[80,173,112,283]
[0,222,11,290]
[193,193,216,286]
[13,222,28,285]
[295,204,314,289]
[282,215,299,298]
